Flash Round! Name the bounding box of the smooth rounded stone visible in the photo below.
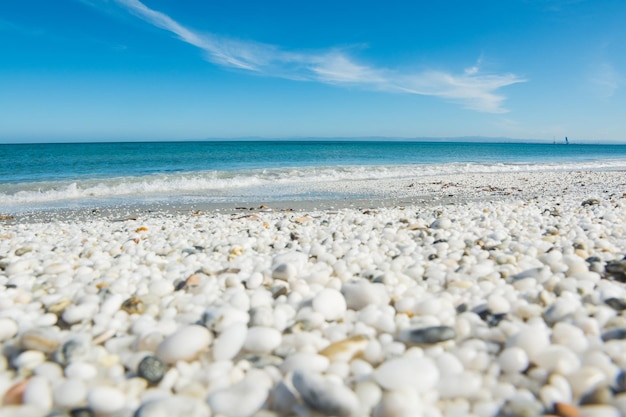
[0,317,19,342]
[354,381,382,414]
[34,361,64,380]
[341,281,390,311]
[437,371,482,399]
[487,294,511,314]
[372,389,421,417]
[138,355,167,384]
[207,370,271,417]
[243,326,282,354]
[148,280,174,297]
[272,263,297,281]
[544,299,578,324]
[312,288,347,321]
[435,352,464,375]
[54,378,87,408]
[601,327,626,342]
[62,303,99,324]
[280,353,330,374]
[567,367,607,399]
[22,376,52,412]
[65,362,98,380]
[373,356,439,392]
[54,338,92,366]
[552,322,589,353]
[20,327,61,353]
[212,322,247,361]
[506,324,550,361]
[399,325,456,345]
[533,345,580,375]
[156,325,212,364]
[86,386,126,414]
[498,347,529,373]
[135,396,211,417]
[292,370,360,417]
[13,350,46,371]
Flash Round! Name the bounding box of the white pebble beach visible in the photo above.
[1,170,626,417]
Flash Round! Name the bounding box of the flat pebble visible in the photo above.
[400,325,456,345]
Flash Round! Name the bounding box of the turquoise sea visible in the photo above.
[2,141,626,212]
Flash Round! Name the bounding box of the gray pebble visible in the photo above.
[605,298,626,311]
[615,370,626,393]
[70,408,94,417]
[404,326,456,344]
[601,327,626,342]
[137,355,166,384]
[54,339,90,366]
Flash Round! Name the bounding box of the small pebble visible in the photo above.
[137,355,166,384]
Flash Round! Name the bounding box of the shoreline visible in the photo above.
[2,169,625,224]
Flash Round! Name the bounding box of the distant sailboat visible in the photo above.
[565,136,569,145]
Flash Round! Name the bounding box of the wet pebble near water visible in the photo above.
[1,171,626,416]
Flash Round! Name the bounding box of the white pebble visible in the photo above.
[54,378,87,408]
[23,376,52,412]
[312,288,347,321]
[373,356,439,392]
[0,318,18,342]
[243,326,282,353]
[212,322,247,361]
[207,370,271,417]
[87,386,126,414]
[156,325,212,364]
[498,347,529,373]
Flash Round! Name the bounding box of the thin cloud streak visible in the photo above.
[114,0,525,113]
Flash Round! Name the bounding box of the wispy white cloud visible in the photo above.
[113,0,525,113]
[589,62,622,98]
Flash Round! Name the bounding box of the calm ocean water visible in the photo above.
[2,141,626,212]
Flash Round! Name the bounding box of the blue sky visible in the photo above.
[0,0,624,143]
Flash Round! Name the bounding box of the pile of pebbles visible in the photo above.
[1,190,626,417]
